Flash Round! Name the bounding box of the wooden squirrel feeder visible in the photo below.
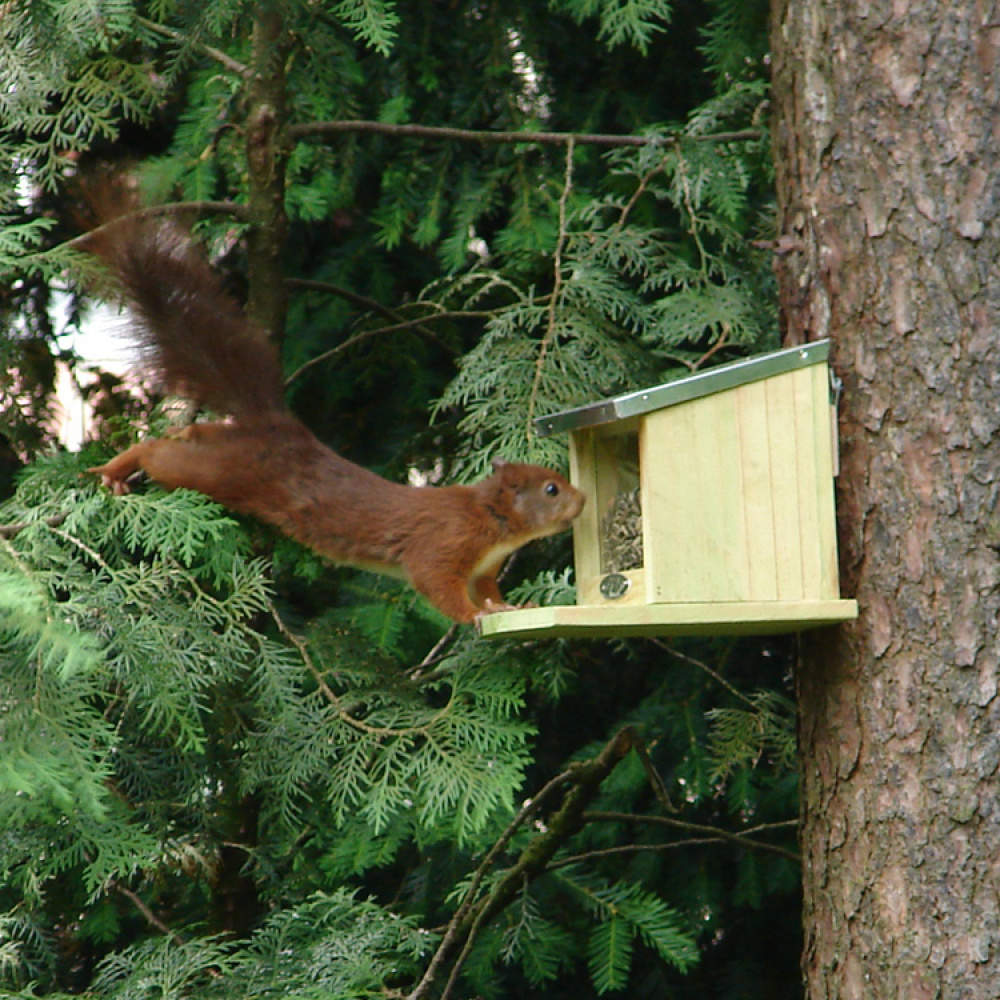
[480,340,858,639]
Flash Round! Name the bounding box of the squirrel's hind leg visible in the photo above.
[88,442,154,495]
[89,432,217,496]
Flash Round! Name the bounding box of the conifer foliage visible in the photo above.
[0,1,802,997]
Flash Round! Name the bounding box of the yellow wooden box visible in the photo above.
[481,341,858,639]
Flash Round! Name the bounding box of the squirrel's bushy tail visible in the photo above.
[85,215,287,420]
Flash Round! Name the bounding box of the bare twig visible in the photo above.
[269,603,458,739]
[288,120,761,150]
[288,278,493,336]
[581,811,801,864]
[283,279,463,384]
[286,276,414,321]
[649,638,754,707]
[617,151,672,227]
[408,624,461,681]
[110,879,185,943]
[328,309,492,343]
[630,733,676,812]
[411,767,577,1000]
[684,331,731,373]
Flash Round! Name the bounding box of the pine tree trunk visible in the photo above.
[770,2,1000,996]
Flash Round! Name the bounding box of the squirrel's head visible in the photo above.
[489,457,586,537]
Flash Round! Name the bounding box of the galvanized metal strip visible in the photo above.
[535,340,831,437]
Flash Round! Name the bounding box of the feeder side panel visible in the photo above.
[809,360,842,599]
[791,364,823,599]
[569,429,602,601]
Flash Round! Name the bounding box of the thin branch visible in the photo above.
[340,309,495,340]
[288,119,762,149]
[286,276,404,320]
[48,525,113,573]
[526,137,574,435]
[583,810,801,863]
[684,330,732,372]
[618,152,672,227]
[409,726,637,1000]
[135,15,249,77]
[110,879,185,943]
[269,605,339,704]
[284,327,416,385]
[442,726,636,1000]
[648,637,754,707]
[408,623,461,681]
[0,511,67,538]
[630,734,676,812]
[412,767,577,1000]
[282,314,470,386]
[283,278,462,384]
[559,837,733,864]
[409,728,635,999]
[676,154,711,275]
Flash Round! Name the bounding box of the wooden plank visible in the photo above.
[479,598,860,640]
[734,378,778,601]
[763,371,805,600]
[694,389,748,601]
[641,402,701,601]
[644,391,746,603]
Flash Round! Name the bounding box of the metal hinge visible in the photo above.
[829,368,843,477]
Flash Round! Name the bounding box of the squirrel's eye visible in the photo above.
[544,482,560,497]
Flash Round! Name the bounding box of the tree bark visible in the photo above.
[770,1,1000,997]
[245,4,290,343]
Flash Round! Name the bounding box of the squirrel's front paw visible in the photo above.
[87,465,145,496]
[476,598,541,619]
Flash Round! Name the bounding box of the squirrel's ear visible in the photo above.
[491,456,508,472]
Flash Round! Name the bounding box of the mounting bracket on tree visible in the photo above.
[481,340,858,640]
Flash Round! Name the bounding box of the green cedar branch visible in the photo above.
[269,603,461,739]
[409,725,638,1000]
[287,120,761,149]
[135,15,249,77]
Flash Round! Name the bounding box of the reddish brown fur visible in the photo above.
[86,217,585,623]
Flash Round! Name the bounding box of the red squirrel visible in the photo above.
[84,216,585,623]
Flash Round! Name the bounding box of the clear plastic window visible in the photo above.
[596,432,643,574]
